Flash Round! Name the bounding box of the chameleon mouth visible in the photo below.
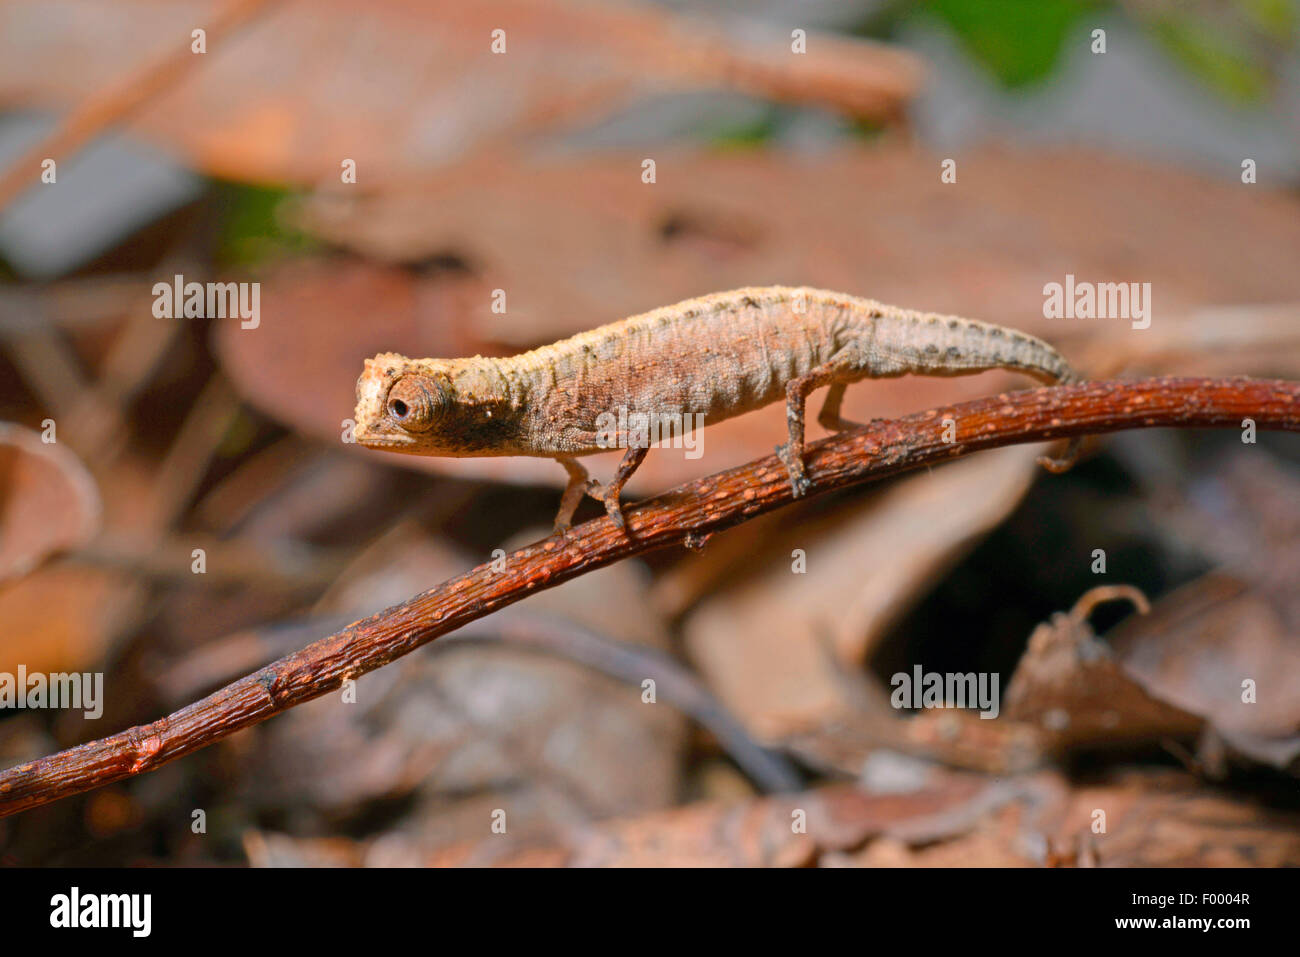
[353,421,418,449]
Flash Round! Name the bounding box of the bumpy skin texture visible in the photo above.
[355,286,1073,452]
[353,286,1077,528]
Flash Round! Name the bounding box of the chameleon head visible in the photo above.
[353,353,517,456]
[353,354,455,453]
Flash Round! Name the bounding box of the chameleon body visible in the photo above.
[354,286,1078,531]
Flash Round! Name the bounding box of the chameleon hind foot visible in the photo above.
[776,441,812,498]
[779,359,850,499]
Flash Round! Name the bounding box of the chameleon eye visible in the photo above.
[386,375,445,433]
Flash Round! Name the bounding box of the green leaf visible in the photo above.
[214,182,319,269]
[1148,17,1273,105]
[924,0,1097,88]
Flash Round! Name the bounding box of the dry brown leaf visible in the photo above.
[296,146,1300,365]
[0,565,136,677]
[242,830,361,868]
[0,0,919,184]
[1047,769,1300,867]
[1070,302,1300,379]
[843,768,1300,867]
[420,775,989,867]
[241,765,1300,867]
[1110,574,1300,770]
[781,710,1047,777]
[0,422,101,581]
[1003,586,1204,752]
[1105,453,1300,770]
[683,444,1046,737]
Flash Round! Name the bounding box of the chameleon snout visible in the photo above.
[353,357,416,449]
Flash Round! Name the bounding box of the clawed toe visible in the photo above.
[776,442,812,498]
[604,496,627,528]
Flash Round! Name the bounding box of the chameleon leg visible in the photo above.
[585,445,648,529]
[816,381,848,430]
[776,362,844,497]
[817,380,875,433]
[553,456,590,534]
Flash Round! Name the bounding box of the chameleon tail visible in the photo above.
[1036,365,1083,472]
[1036,435,1082,473]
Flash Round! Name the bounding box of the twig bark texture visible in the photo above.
[2,376,1296,817]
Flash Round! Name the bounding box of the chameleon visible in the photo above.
[353,286,1080,532]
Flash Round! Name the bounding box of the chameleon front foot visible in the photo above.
[553,455,590,535]
[551,489,624,534]
[583,477,631,529]
[602,492,628,529]
[776,442,812,498]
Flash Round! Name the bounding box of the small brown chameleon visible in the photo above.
[353,286,1079,532]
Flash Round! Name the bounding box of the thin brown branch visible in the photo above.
[2,376,1296,818]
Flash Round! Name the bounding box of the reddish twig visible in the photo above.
[1,376,1296,818]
